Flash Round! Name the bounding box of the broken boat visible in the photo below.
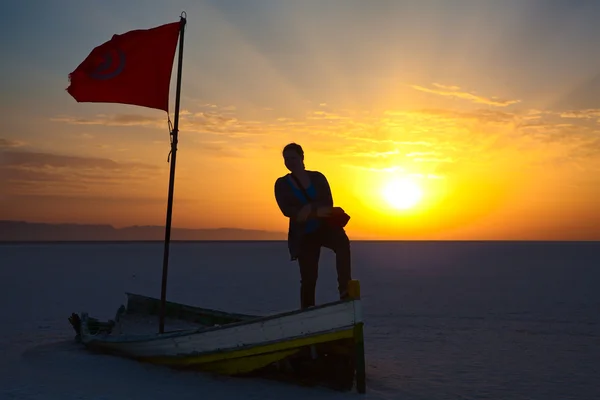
[68,280,366,392]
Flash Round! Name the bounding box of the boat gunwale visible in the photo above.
[81,298,360,344]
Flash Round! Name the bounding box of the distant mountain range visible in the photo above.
[0,220,288,242]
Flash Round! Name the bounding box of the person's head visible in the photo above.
[282,142,305,173]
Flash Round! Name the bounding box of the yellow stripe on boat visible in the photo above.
[141,327,355,374]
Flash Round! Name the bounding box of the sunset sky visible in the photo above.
[2,0,600,240]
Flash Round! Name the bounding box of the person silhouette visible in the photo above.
[274,143,352,309]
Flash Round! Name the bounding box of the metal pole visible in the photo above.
[159,14,186,334]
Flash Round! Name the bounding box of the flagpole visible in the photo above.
[159,13,186,334]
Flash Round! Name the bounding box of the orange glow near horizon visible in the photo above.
[3,101,600,240]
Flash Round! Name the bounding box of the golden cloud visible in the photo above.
[559,109,600,119]
[0,149,161,197]
[51,114,165,128]
[0,138,26,148]
[411,83,521,107]
[48,94,600,176]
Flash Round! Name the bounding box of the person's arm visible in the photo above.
[274,178,315,221]
[313,171,334,208]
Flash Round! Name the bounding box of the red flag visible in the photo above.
[67,21,181,112]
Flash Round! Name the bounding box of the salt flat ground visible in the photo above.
[1,241,598,399]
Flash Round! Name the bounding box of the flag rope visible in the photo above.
[167,115,174,162]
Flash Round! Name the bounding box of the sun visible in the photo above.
[381,178,423,210]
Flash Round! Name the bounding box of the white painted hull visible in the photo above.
[80,299,362,359]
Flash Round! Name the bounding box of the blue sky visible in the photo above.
[4,0,600,115]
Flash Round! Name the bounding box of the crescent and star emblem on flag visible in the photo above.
[89,48,126,80]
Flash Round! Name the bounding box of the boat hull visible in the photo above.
[70,282,366,392]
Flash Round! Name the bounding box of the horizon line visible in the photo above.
[2,220,599,243]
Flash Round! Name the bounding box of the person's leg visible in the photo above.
[321,227,352,299]
[297,233,321,309]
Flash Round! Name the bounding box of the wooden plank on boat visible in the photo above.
[124,292,258,326]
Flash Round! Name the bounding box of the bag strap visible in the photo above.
[289,174,312,202]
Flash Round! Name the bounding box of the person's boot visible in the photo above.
[338,279,350,300]
[339,288,349,301]
[301,284,316,309]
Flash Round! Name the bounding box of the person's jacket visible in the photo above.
[274,170,334,260]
